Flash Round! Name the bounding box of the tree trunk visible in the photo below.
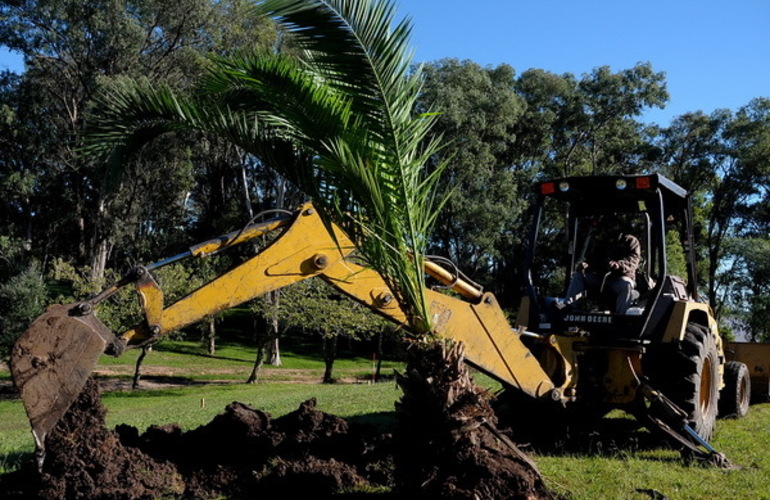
[206,317,216,355]
[267,335,281,366]
[240,158,255,220]
[374,330,384,382]
[322,335,337,383]
[89,236,111,282]
[247,344,266,384]
[265,290,282,366]
[89,188,113,282]
[132,345,150,389]
[264,179,287,367]
[245,172,288,384]
[247,315,278,383]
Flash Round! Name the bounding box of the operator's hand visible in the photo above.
[608,261,621,271]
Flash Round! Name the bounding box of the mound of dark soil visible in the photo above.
[121,397,388,498]
[0,340,552,500]
[0,378,183,500]
[0,380,389,499]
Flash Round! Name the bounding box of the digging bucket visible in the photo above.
[10,303,117,453]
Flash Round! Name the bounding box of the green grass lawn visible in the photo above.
[93,338,402,383]
[2,340,770,499]
[533,405,770,499]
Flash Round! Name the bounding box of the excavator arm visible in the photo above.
[11,203,560,463]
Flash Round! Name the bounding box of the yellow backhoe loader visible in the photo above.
[11,174,743,468]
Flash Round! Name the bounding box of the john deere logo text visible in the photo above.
[565,314,613,324]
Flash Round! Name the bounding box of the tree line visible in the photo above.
[1,0,769,368]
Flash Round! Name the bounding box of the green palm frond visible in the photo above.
[257,0,447,331]
[87,55,352,164]
[85,0,448,333]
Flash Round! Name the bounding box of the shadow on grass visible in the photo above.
[0,384,19,400]
[97,375,252,398]
[153,343,255,365]
[347,411,397,432]
[0,451,33,472]
[154,339,382,367]
[493,395,686,463]
[527,416,684,463]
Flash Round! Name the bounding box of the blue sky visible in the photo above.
[1,1,768,125]
[397,0,769,124]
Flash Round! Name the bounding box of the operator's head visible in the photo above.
[605,214,623,233]
[593,213,624,237]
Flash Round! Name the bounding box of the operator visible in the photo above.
[558,215,641,314]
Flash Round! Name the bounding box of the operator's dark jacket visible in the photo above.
[587,233,641,280]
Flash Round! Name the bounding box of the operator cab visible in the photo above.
[523,174,699,341]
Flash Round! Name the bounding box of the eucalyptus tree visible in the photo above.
[85,0,447,334]
[728,238,770,340]
[658,99,770,321]
[417,59,529,301]
[0,71,50,359]
[0,0,278,279]
[0,72,33,248]
[513,62,668,177]
[716,99,770,328]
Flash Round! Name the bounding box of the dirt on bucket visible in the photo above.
[0,341,554,500]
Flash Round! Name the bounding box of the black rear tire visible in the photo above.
[719,361,750,418]
[661,322,721,440]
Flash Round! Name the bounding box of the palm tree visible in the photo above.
[82,7,554,495]
[86,0,446,333]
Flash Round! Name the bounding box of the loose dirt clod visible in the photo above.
[0,340,553,500]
